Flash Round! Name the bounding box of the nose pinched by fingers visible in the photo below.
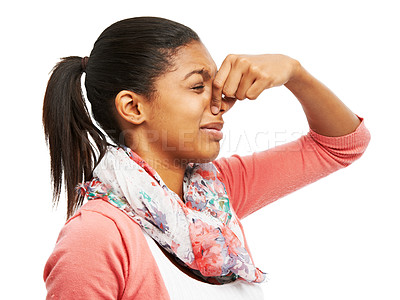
[211,55,237,114]
[211,79,237,114]
[221,95,237,114]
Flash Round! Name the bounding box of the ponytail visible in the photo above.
[42,56,109,219]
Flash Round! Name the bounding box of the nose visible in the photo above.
[218,96,237,114]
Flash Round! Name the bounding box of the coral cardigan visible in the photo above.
[44,118,370,299]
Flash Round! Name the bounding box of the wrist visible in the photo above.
[288,58,303,83]
[284,59,309,91]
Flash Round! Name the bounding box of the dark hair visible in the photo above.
[42,17,200,218]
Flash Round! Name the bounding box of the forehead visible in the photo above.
[170,41,217,78]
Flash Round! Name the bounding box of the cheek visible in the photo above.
[168,98,205,129]
[152,91,209,146]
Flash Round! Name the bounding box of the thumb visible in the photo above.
[211,97,221,114]
[212,77,224,114]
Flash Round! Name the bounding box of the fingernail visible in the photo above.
[211,106,219,114]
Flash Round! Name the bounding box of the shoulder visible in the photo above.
[60,200,137,247]
[44,200,149,299]
[57,199,150,259]
[45,200,137,274]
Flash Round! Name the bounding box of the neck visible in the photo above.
[135,150,187,200]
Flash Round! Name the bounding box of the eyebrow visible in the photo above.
[183,68,212,81]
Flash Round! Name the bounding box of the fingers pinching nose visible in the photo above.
[211,95,237,114]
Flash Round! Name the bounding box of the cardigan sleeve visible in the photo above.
[43,209,129,300]
[213,117,371,219]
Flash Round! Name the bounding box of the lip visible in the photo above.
[199,122,224,131]
[200,122,224,140]
[200,128,224,140]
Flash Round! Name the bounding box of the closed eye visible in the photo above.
[192,85,205,91]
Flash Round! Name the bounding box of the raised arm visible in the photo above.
[211,54,360,136]
[284,60,360,136]
[211,54,370,219]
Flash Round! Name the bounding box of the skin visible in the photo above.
[115,41,361,201]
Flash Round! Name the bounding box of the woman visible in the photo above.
[43,17,370,299]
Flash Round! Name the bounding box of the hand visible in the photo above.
[211,54,299,114]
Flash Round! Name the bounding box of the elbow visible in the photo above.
[308,119,371,168]
[330,124,372,167]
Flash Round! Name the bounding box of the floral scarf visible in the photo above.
[78,145,266,284]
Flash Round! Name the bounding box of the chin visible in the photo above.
[194,148,220,164]
[179,142,220,164]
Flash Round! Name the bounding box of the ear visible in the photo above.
[114,90,147,125]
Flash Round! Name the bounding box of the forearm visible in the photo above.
[285,62,361,137]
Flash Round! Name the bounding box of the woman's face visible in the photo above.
[140,41,236,165]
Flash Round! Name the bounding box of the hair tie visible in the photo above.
[81,56,89,72]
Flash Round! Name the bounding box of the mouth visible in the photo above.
[200,122,224,140]
[200,122,224,131]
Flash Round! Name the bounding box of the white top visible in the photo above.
[143,232,265,300]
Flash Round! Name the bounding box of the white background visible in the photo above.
[1,0,399,299]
